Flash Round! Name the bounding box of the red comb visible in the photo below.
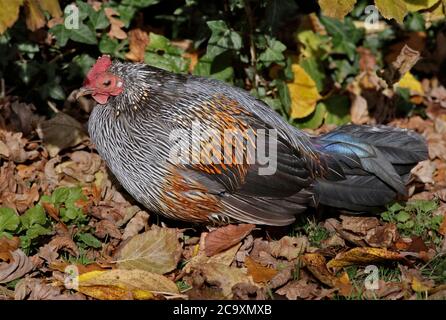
[84,55,112,85]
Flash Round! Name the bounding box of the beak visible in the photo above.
[75,87,94,100]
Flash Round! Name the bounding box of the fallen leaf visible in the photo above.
[397,72,424,95]
[205,224,255,256]
[350,94,369,125]
[193,262,255,298]
[269,236,308,260]
[232,282,267,300]
[411,160,436,184]
[288,64,322,119]
[245,256,278,284]
[95,220,121,239]
[36,112,89,157]
[327,247,403,268]
[15,278,85,300]
[341,215,380,235]
[104,8,127,40]
[302,253,337,287]
[125,29,149,62]
[185,232,241,272]
[0,249,34,283]
[0,237,20,262]
[77,269,179,300]
[379,45,421,87]
[122,210,150,240]
[116,226,182,274]
[0,0,23,34]
[318,0,356,20]
[276,278,320,299]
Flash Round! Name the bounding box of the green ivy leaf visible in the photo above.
[89,8,110,30]
[0,208,20,233]
[323,95,351,125]
[76,233,102,248]
[49,23,70,47]
[206,20,242,58]
[20,205,47,229]
[295,102,327,129]
[300,57,325,92]
[69,23,97,45]
[258,37,286,67]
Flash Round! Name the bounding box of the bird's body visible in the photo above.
[82,56,428,226]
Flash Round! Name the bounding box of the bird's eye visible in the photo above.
[103,79,112,86]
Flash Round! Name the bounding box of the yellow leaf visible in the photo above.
[327,247,403,268]
[288,64,321,119]
[411,277,432,292]
[24,0,45,31]
[38,0,62,18]
[318,0,357,19]
[0,0,24,34]
[77,269,179,300]
[405,0,440,11]
[397,72,424,95]
[375,0,407,24]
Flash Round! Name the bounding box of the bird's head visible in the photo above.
[76,55,124,104]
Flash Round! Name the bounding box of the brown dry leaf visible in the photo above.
[0,0,24,34]
[268,263,294,289]
[95,220,122,239]
[37,236,79,264]
[36,112,89,157]
[185,232,241,273]
[0,131,38,163]
[411,160,436,184]
[193,262,255,298]
[276,278,320,300]
[205,224,255,256]
[0,237,20,262]
[15,278,85,300]
[232,282,267,300]
[0,249,34,283]
[245,256,277,284]
[55,151,102,184]
[363,280,405,300]
[77,269,180,300]
[341,215,380,235]
[350,94,369,125]
[327,247,403,269]
[379,45,421,87]
[24,0,46,31]
[104,8,127,40]
[269,236,308,261]
[116,225,182,274]
[122,210,150,240]
[125,29,149,62]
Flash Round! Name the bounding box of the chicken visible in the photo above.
[76,55,428,226]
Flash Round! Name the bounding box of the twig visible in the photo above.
[244,0,259,88]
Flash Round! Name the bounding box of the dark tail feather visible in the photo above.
[312,124,428,212]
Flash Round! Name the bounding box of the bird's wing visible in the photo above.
[156,90,320,225]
